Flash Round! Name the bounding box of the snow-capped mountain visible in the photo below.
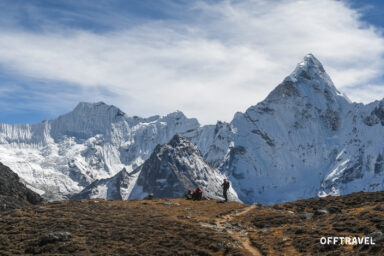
[73,134,239,201]
[0,102,199,199]
[207,54,384,204]
[1,54,383,204]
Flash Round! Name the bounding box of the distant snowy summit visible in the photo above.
[0,54,383,204]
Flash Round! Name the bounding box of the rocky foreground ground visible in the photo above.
[1,192,384,255]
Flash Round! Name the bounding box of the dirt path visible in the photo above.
[201,204,262,256]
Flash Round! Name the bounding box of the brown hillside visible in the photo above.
[234,191,384,256]
[1,192,384,255]
[0,199,250,255]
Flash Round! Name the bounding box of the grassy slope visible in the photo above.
[0,192,384,255]
[0,199,247,255]
[234,191,384,255]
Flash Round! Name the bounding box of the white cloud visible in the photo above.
[344,84,384,103]
[0,0,383,124]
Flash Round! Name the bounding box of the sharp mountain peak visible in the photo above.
[262,54,349,106]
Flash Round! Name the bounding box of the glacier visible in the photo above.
[1,54,384,204]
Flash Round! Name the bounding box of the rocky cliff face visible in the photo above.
[0,162,43,210]
[0,54,383,204]
[129,134,238,201]
[70,168,139,200]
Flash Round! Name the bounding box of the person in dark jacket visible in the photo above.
[222,179,230,202]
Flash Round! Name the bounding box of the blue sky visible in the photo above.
[0,0,383,124]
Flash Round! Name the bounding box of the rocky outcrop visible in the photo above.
[70,168,139,200]
[129,135,239,201]
[0,162,43,210]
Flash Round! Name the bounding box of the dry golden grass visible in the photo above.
[0,198,247,255]
[1,192,384,255]
[233,191,384,256]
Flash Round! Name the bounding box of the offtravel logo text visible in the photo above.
[320,236,375,245]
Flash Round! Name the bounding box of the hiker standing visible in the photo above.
[222,179,230,202]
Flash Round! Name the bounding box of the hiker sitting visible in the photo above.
[144,193,154,200]
[185,190,193,200]
[192,187,203,201]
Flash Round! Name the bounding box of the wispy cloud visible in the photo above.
[0,0,383,124]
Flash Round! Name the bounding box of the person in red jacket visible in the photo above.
[192,187,203,200]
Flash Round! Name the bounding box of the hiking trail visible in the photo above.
[201,204,262,256]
